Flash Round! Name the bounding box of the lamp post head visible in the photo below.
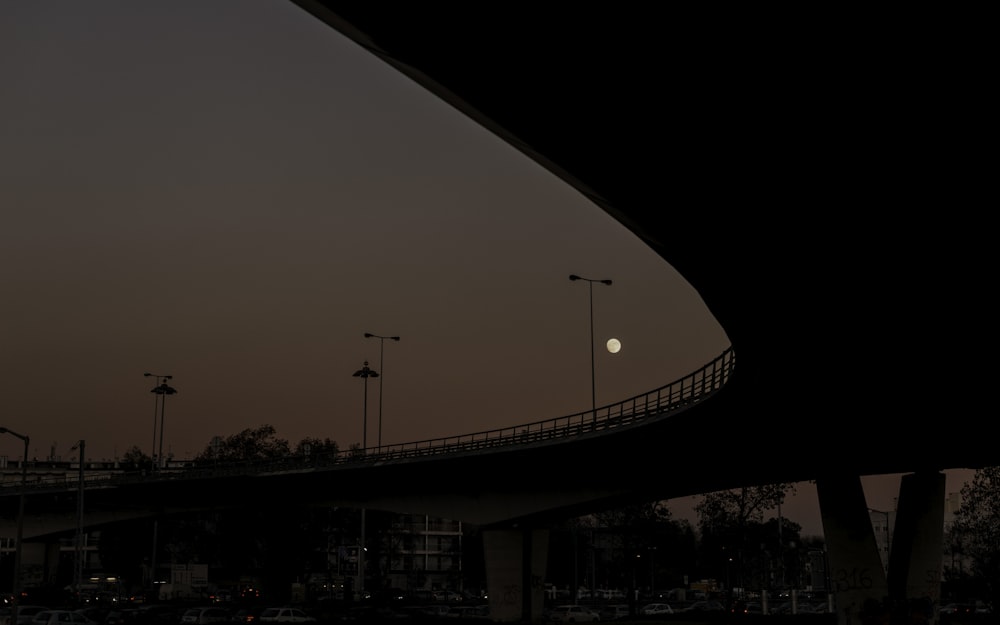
[569,274,612,285]
[151,383,177,395]
[353,362,379,378]
[365,333,401,342]
[0,427,28,443]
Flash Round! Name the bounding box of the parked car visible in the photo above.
[130,605,184,625]
[257,608,314,624]
[180,608,231,625]
[546,605,600,623]
[679,600,726,613]
[3,607,51,625]
[939,603,976,616]
[730,601,763,615]
[598,604,630,621]
[446,605,490,619]
[73,608,112,625]
[336,606,409,621]
[772,601,818,615]
[406,590,436,604]
[416,605,451,618]
[30,610,98,625]
[640,603,674,615]
[230,608,264,624]
[433,590,463,603]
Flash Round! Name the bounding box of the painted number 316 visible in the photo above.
[833,567,874,591]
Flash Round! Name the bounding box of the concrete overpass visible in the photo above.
[269,7,994,619]
[2,4,994,623]
[4,351,733,538]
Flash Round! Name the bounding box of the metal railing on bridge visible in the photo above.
[1,347,734,493]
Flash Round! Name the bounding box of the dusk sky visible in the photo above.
[0,1,972,537]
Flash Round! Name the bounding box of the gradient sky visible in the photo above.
[0,1,972,538]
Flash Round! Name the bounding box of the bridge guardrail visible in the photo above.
[1,347,734,493]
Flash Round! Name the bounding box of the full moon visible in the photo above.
[606,338,622,354]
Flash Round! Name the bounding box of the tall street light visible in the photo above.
[352,361,379,450]
[0,427,29,625]
[569,274,612,421]
[70,439,86,597]
[364,333,399,451]
[352,360,379,602]
[143,373,172,470]
[150,378,178,471]
[145,376,175,600]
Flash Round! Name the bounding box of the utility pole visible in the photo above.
[72,439,85,596]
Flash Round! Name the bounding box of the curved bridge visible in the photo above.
[1,349,735,534]
[3,3,995,622]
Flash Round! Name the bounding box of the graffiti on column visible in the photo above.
[832,566,875,591]
[501,584,520,606]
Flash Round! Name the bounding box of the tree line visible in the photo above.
[12,425,994,612]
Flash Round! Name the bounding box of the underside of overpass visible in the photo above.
[285,1,995,479]
[1,5,993,624]
[276,4,995,623]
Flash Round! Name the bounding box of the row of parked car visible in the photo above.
[0,605,319,625]
[546,599,728,622]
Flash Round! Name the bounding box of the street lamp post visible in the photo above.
[568,274,612,421]
[352,360,379,601]
[364,333,399,452]
[70,439,86,597]
[149,378,177,471]
[144,375,175,599]
[352,361,379,451]
[0,427,29,625]
[143,373,172,470]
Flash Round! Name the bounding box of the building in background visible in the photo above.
[387,514,464,593]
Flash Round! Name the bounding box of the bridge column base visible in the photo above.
[888,471,945,624]
[818,472,945,625]
[483,527,548,623]
[18,541,60,590]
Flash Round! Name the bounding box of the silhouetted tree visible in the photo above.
[544,503,695,602]
[295,436,339,459]
[192,424,290,463]
[946,466,1000,609]
[119,445,153,472]
[594,501,674,597]
[695,484,795,596]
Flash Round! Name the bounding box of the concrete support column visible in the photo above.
[483,527,549,623]
[819,472,947,625]
[817,475,888,625]
[17,542,54,590]
[887,471,945,624]
[44,542,61,585]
